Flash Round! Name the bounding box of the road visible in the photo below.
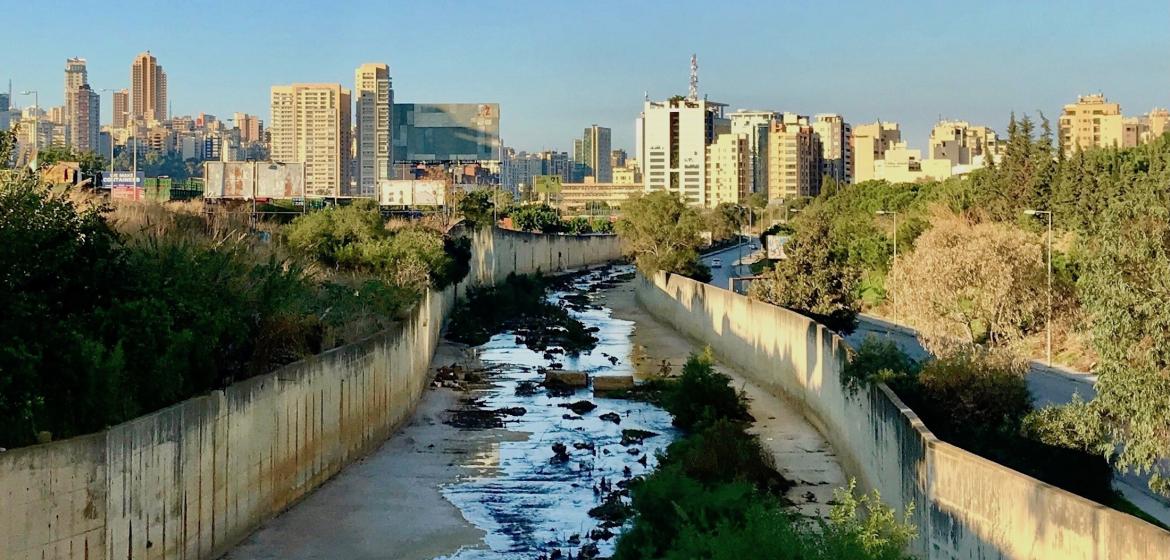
[696,252,1170,526]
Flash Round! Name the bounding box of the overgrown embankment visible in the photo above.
[445,272,598,354]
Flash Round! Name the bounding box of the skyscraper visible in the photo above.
[580,125,612,182]
[354,63,393,197]
[270,83,352,197]
[64,58,87,147]
[233,112,262,143]
[112,89,129,129]
[131,52,167,124]
[69,84,100,154]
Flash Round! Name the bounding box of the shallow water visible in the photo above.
[438,266,676,559]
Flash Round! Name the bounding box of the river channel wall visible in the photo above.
[0,227,623,560]
[635,271,1170,560]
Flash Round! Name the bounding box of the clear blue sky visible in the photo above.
[3,0,1167,154]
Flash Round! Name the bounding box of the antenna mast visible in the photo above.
[688,54,699,101]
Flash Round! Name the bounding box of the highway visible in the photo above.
[699,246,1170,526]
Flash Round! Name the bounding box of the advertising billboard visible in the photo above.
[766,234,790,260]
[106,171,144,189]
[255,162,305,199]
[532,175,563,194]
[378,180,447,206]
[110,187,145,201]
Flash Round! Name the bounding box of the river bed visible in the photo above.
[438,266,676,559]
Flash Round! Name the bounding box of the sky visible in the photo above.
[3,0,1168,154]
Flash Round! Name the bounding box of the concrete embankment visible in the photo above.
[635,271,1170,560]
[0,227,621,560]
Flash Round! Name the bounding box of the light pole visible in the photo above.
[99,88,122,186]
[19,90,38,168]
[1025,209,1053,366]
[876,210,899,329]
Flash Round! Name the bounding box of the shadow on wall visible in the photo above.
[635,271,1170,560]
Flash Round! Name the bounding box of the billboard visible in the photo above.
[255,162,305,199]
[110,187,145,201]
[532,175,563,194]
[106,171,144,189]
[204,161,304,200]
[378,180,447,206]
[766,234,790,260]
[393,103,501,163]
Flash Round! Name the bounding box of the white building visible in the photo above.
[354,63,393,197]
[639,96,730,207]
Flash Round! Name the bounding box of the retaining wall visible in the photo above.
[635,271,1170,559]
[0,227,623,560]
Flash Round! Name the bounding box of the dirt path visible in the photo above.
[223,342,504,560]
[601,280,848,518]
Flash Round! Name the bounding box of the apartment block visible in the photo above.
[579,125,612,182]
[729,110,778,195]
[64,57,87,147]
[928,120,1000,169]
[766,121,822,200]
[640,97,730,206]
[69,84,100,153]
[705,132,750,206]
[270,83,353,197]
[812,113,852,185]
[851,121,901,183]
[1058,94,1128,155]
[112,89,129,129]
[131,52,167,124]
[355,63,393,197]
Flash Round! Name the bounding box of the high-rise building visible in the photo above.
[63,57,87,147]
[767,121,823,200]
[131,51,167,124]
[812,114,852,186]
[640,96,730,206]
[354,63,393,197]
[1144,108,1169,143]
[705,132,750,206]
[1058,94,1130,155]
[69,84,100,153]
[232,112,262,144]
[0,93,9,133]
[928,120,1000,168]
[579,125,612,182]
[729,110,778,195]
[112,89,129,129]
[270,83,352,197]
[850,122,901,183]
[610,149,627,170]
[541,150,572,182]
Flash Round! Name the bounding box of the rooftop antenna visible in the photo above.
[688,54,699,101]
[644,91,649,102]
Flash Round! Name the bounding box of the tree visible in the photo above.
[887,214,1048,352]
[749,217,860,333]
[510,204,563,233]
[1079,199,1170,494]
[706,203,743,242]
[615,191,709,281]
[458,190,495,229]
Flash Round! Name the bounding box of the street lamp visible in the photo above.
[1025,209,1053,367]
[876,210,899,330]
[19,90,38,168]
[99,88,122,186]
[785,205,801,223]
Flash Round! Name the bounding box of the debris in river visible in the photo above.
[550,442,571,463]
[589,527,615,541]
[592,375,634,395]
[620,428,660,446]
[573,442,596,451]
[587,492,632,524]
[562,414,582,420]
[545,370,588,387]
[578,542,601,559]
[558,400,597,415]
[496,407,526,417]
[598,412,621,425]
[515,380,540,396]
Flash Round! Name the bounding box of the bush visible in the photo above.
[904,349,1032,447]
[661,350,750,431]
[843,335,920,392]
[664,418,790,494]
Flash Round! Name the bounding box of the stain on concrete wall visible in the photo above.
[635,271,1170,560]
[0,227,623,560]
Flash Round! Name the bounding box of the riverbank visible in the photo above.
[601,278,846,518]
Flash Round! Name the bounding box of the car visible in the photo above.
[711,257,723,267]
[749,243,759,251]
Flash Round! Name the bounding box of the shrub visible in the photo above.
[902,349,1032,446]
[843,335,920,392]
[664,418,790,494]
[662,350,750,431]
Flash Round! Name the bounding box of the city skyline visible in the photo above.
[1,0,1167,154]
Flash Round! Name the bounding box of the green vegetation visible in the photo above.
[614,351,916,559]
[615,191,711,282]
[445,273,597,354]
[507,203,614,235]
[0,146,469,448]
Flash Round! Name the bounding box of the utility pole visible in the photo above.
[19,90,38,168]
[1025,209,1054,366]
[877,210,899,330]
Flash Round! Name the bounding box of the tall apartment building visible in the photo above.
[928,120,1000,168]
[232,112,262,143]
[1145,108,1169,143]
[270,83,352,197]
[1058,94,1130,155]
[63,58,87,146]
[640,97,730,206]
[766,121,823,200]
[729,110,778,195]
[705,133,750,206]
[577,125,612,182]
[69,84,100,153]
[0,93,9,134]
[610,148,627,170]
[851,122,901,183]
[354,63,393,197]
[541,150,572,182]
[112,89,129,129]
[131,52,167,124]
[812,114,852,185]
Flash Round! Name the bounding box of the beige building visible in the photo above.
[928,120,1000,170]
[705,132,749,206]
[112,89,129,129]
[874,141,953,183]
[69,84,100,154]
[131,52,167,125]
[64,57,87,147]
[729,110,778,195]
[554,179,643,214]
[270,83,353,197]
[851,121,901,183]
[233,112,262,143]
[812,113,852,185]
[1145,108,1169,143]
[612,162,641,185]
[1058,94,1140,155]
[354,63,393,197]
[766,121,822,200]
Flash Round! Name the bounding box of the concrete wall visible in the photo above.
[0,227,621,560]
[635,271,1170,560]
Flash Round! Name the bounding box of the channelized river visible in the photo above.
[438,266,676,559]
